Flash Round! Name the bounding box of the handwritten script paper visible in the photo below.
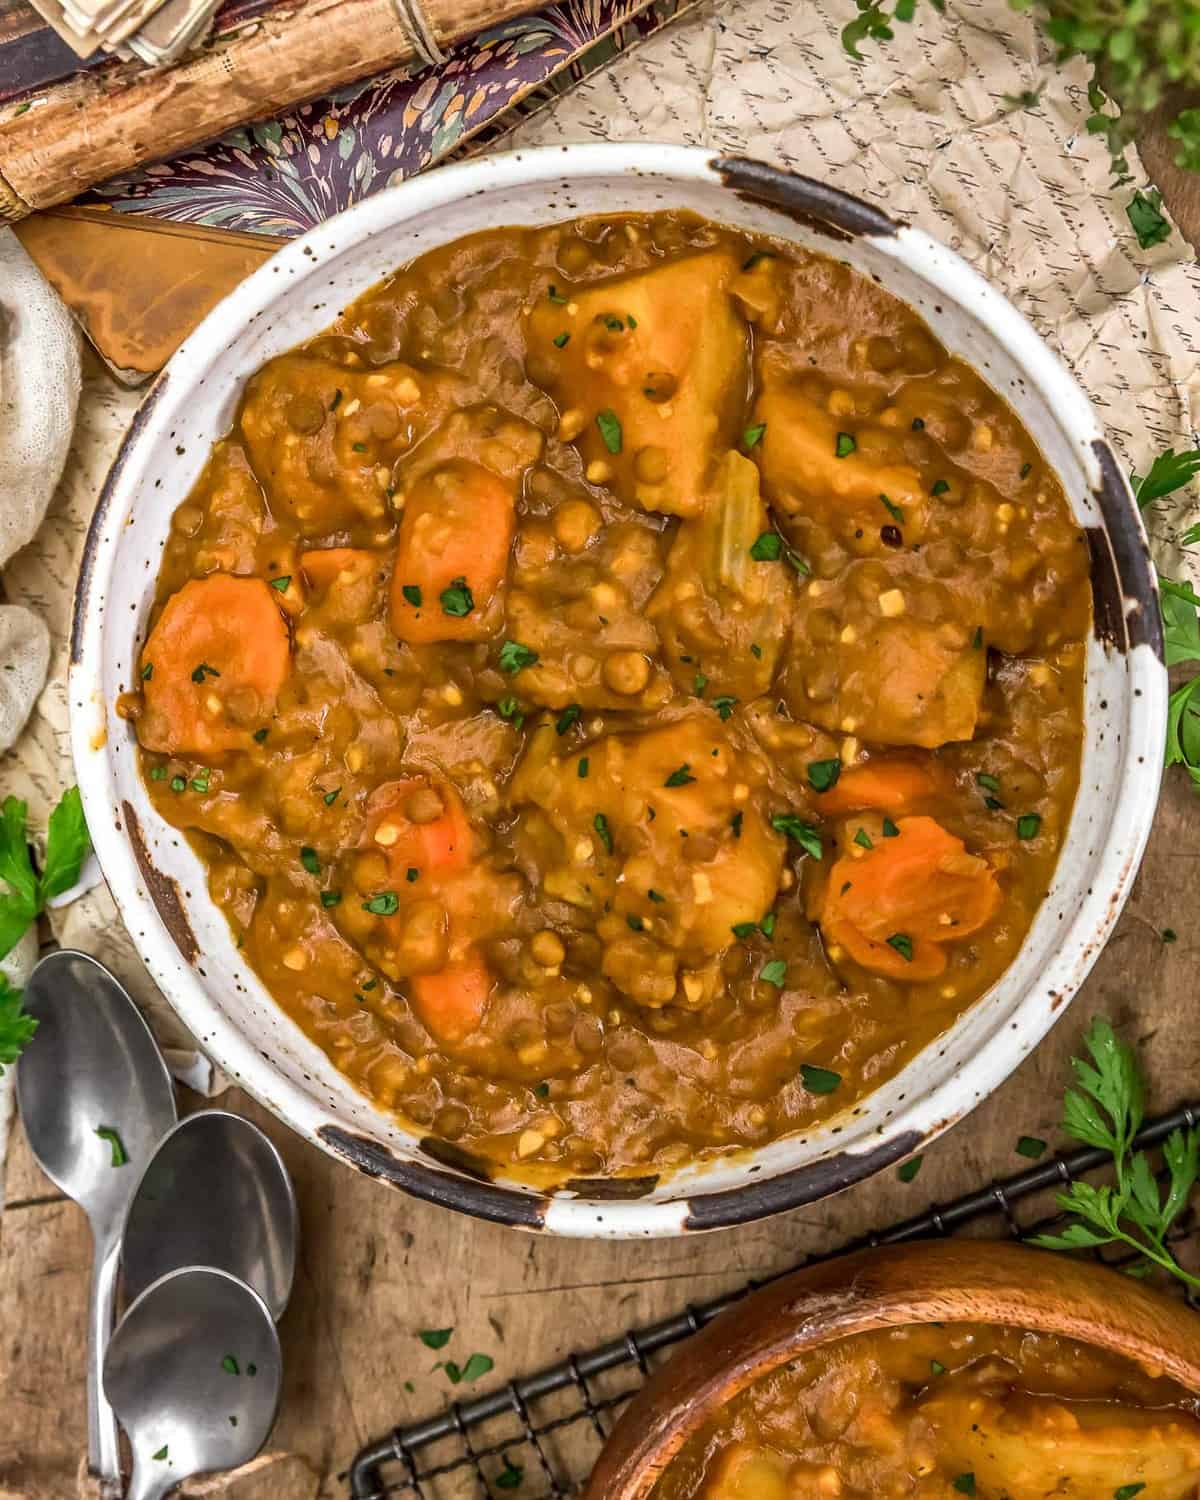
[3,0,1198,1115]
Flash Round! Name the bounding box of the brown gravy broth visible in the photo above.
[653,1323,1200,1500]
[122,211,1089,1178]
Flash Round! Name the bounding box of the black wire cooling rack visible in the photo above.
[347,1104,1200,1500]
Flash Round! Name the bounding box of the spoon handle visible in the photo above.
[124,1455,174,1500]
[89,1235,124,1498]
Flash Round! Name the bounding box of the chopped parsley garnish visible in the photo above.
[627,314,638,328]
[497,697,524,730]
[595,408,623,455]
[807,758,841,793]
[577,757,589,779]
[975,772,1001,793]
[268,575,291,592]
[1164,928,1178,943]
[95,1126,127,1167]
[603,315,625,332]
[693,671,708,695]
[759,959,788,988]
[495,1456,525,1490]
[351,442,367,453]
[750,531,782,562]
[1019,461,1033,479]
[882,816,899,838]
[323,786,341,806]
[593,812,613,853]
[320,891,342,908]
[886,932,914,962]
[406,868,420,883]
[498,640,539,674]
[419,1328,453,1349]
[222,1355,240,1375]
[713,696,737,721]
[800,1064,841,1094]
[547,284,568,304]
[190,662,220,683]
[930,1359,947,1376]
[898,1155,923,1182]
[759,912,776,939]
[1115,1486,1147,1500]
[440,577,474,617]
[153,1446,169,1462]
[931,478,950,496]
[648,889,665,903]
[141,662,153,681]
[880,493,903,523]
[552,332,570,348]
[1017,812,1042,839]
[835,432,856,458]
[972,625,984,649]
[363,892,399,916]
[330,389,343,410]
[626,914,645,932]
[253,728,269,744]
[770,814,822,860]
[444,1352,494,1385]
[556,704,582,735]
[300,847,320,875]
[743,422,767,449]
[952,1476,975,1497]
[750,643,762,660]
[664,764,695,788]
[731,921,758,941]
[402,583,422,608]
[853,827,873,849]
[534,1082,550,1100]
[1016,1135,1047,1158]
[731,810,744,839]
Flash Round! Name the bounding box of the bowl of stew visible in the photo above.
[71,145,1165,1235]
[585,1240,1200,1499]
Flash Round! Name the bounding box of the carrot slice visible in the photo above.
[138,575,290,754]
[300,548,377,591]
[411,952,493,1045]
[818,758,944,815]
[363,778,475,878]
[389,460,514,645]
[820,815,1000,981]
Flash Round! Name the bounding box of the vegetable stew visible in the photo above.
[122,211,1089,1179]
[653,1322,1200,1500]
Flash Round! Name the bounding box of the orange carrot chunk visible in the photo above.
[389,460,515,645]
[363,777,475,878]
[820,815,1000,981]
[138,574,290,755]
[411,952,493,1046]
[818,758,944,816]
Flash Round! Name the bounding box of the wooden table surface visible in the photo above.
[2,113,1198,1500]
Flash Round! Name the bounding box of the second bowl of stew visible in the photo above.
[71,146,1165,1235]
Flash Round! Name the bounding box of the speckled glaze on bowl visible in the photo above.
[70,145,1165,1238]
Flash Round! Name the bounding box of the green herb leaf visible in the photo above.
[731,810,744,840]
[664,764,695,788]
[191,661,220,683]
[930,1359,946,1375]
[1115,1486,1146,1500]
[578,757,589,780]
[835,432,856,458]
[713,696,737,721]
[440,577,475,617]
[750,531,782,562]
[759,958,788,989]
[743,422,767,449]
[1132,448,1200,508]
[853,827,873,850]
[553,332,571,349]
[1016,1135,1047,1158]
[556,704,582,735]
[153,1445,169,1461]
[0,974,37,1071]
[771,814,823,860]
[495,1456,525,1490]
[930,479,950,497]
[363,892,399,916]
[320,890,342,908]
[269,575,291,592]
[897,1154,923,1183]
[952,1476,975,1497]
[323,786,341,806]
[648,889,666,903]
[222,1355,240,1375]
[975,772,1001,794]
[141,662,154,681]
[1016,812,1042,840]
[41,786,93,905]
[547,285,568,304]
[498,640,539,674]
[189,771,211,794]
[419,1328,453,1349]
[807,758,841,793]
[596,409,623,455]
[593,812,613,853]
[402,584,422,608]
[886,932,913,962]
[759,912,776,939]
[626,914,645,932]
[96,1125,127,1167]
[800,1064,841,1095]
[253,728,269,744]
[1127,188,1171,250]
[731,921,758,941]
[880,493,903,523]
[446,1352,494,1384]
[300,847,320,875]
[881,816,899,838]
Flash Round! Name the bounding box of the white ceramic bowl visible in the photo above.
[71,145,1166,1237]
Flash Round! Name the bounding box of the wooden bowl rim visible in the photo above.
[583,1240,1200,1500]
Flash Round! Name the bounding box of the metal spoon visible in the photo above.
[121,1109,297,1319]
[16,949,177,1499]
[103,1265,282,1500]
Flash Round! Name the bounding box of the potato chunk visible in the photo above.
[240,354,454,533]
[526,251,748,517]
[703,1444,788,1500]
[511,715,783,1006]
[782,613,985,749]
[923,1389,1200,1500]
[754,377,930,545]
[648,451,793,701]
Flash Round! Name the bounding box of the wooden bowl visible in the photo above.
[584,1240,1200,1500]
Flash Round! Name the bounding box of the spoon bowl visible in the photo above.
[17,949,177,1495]
[104,1265,282,1500]
[122,1109,297,1319]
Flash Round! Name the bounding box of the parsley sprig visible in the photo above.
[1031,1018,1200,1291]
[0,974,37,1074]
[0,789,92,963]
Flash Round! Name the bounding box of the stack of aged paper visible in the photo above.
[31,0,221,63]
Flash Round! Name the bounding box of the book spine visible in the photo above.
[0,0,539,221]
